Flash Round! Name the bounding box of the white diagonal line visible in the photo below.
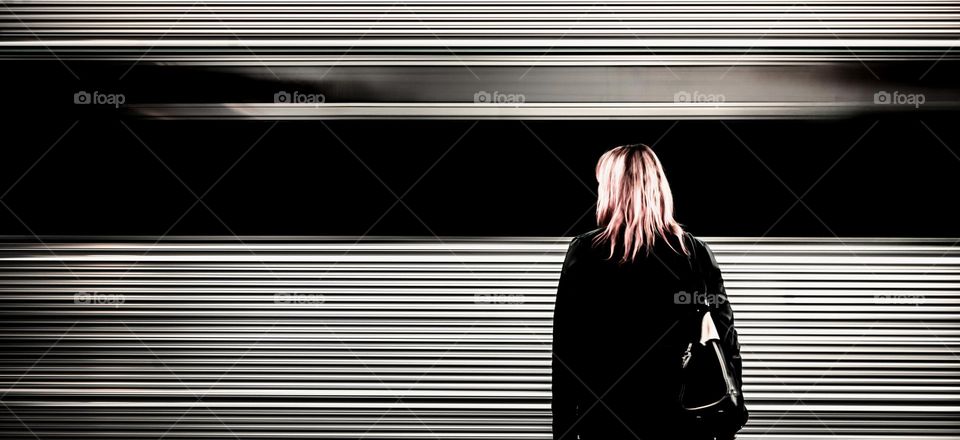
[118,120,399,439]
[518,1,601,81]
[0,3,79,80]
[0,201,85,437]
[312,120,478,281]
[124,119,478,438]
[0,121,78,200]
[397,1,480,81]
[797,2,880,80]
[912,120,960,273]
[919,38,960,80]
[316,120,502,436]
[0,222,84,413]
[317,0,403,81]
[521,121,684,280]
[720,120,878,267]
[718,119,908,438]
[920,120,960,163]
[114,121,281,437]
[390,203,599,438]
[193,0,281,81]
[118,0,208,80]
[320,119,667,438]
[554,320,680,440]
[519,122,596,197]
[72,121,276,438]
[718,2,800,80]
[0,401,44,440]
[114,119,277,283]
[0,320,79,400]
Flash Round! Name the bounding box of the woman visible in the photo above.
[552,144,747,440]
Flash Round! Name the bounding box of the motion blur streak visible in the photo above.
[5,0,958,119]
[0,236,957,439]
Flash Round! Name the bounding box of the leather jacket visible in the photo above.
[551,228,747,440]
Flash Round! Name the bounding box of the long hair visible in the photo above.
[592,143,689,264]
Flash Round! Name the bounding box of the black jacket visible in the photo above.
[551,228,747,440]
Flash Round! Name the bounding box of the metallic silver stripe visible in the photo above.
[2,1,958,61]
[125,102,872,119]
[0,55,945,64]
[0,237,958,439]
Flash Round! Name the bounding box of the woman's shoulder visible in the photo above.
[573,227,603,242]
[568,228,603,251]
[682,231,706,253]
[683,231,722,271]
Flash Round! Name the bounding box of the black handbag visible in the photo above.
[677,251,748,436]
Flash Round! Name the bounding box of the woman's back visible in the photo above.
[552,228,744,440]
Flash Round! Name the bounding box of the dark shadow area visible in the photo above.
[1,116,958,237]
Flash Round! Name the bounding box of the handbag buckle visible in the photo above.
[681,342,693,368]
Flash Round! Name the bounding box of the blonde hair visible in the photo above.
[592,144,689,264]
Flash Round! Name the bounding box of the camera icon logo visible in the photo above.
[873,91,891,104]
[674,290,692,304]
[474,91,491,103]
[274,91,291,103]
[673,91,691,103]
[73,91,91,105]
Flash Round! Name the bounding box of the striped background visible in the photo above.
[5,1,957,119]
[2,0,958,59]
[0,236,957,439]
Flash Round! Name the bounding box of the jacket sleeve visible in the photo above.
[552,235,587,440]
[700,240,749,427]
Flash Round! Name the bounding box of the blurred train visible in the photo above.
[1,1,959,439]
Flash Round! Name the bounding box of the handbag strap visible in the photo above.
[687,235,714,315]
[682,235,718,344]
